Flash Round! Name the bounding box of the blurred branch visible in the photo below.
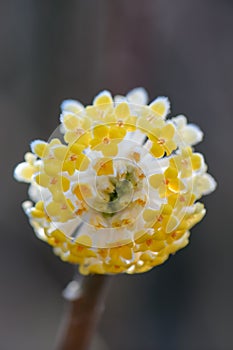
[54,274,110,350]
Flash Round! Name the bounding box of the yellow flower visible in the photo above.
[14,88,216,275]
[14,152,40,182]
[90,124,126,156]
[171,115,203,146]
[148,123,177,158]
[170,146,203,178]
[149,165,185,198]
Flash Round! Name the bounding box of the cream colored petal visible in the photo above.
[93,90,113,107]
[14,162,35,183]
[181,124,203,146]
[114,95,126,104]
[193,173,217,198]
[30,140,48,158]
[171,115,187,128]
[60,112,80,130]
[149,96,170,119]
[149,173,164,188]
[126,87,149,105]
[60,99,84,114]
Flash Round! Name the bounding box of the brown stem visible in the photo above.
[54,274,110,350]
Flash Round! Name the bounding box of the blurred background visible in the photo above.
[0,0,232,349]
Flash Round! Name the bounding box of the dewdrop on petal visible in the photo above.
[14,88,216,275]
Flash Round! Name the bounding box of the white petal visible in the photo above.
[28,183,51,203]
[126,87,149,105]
[172,115,187,128]
[93,90,113,104]
[149,96,170,119]
[193,173,217,198]
[30,139,47,154]
[199,173,217,195]
[28,183,41,202]
[181,124,203,146]
[14,162,32,183]
[24,152,37,164]
[22,200,33,213]
[61,99,84,114]
[114,95,126,104]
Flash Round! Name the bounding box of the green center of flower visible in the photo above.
[93,165,139,215]
[75,158,148,227]
[98,177,134,216]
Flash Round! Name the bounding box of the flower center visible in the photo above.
[157,138,165,145]
[74,158,148,224]
[102,137,110,144]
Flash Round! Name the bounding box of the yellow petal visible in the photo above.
[49,138,61,146]
[90,137,102,149]
[149,173,164,188]
[165,215,179,233]
[191,154,202,170]
[134,230,152,244]
[62,160,76,175]
[77,131,91,146]
[14,162,36,182]
[44,159,62,176]
[109,125,126,139]
[143,209,157,222]
[31,140,48,158]
[162,124,175,139]
[31,208,45,218]
[53,145,68,160]
[86,106,100,119]
[125,116,137,131]
[35,172,50,187]
[73,183,93,200]
[94,158,114,176]
[35,200,44,211]
[150,97,170,118]
[164,166,178,179]
[93,125,109,138]
[61,176,70,192]
[69,143,86,155]
[61,99,83,114]
[168,179,185,193]
[94,91,113,109]
[165,140,177,155]
[161,204,173,215]
[115,102,130,119]
[101,142,118,157]
[150,240,166,252]
[76,235,92,247]
[62,113,79,130]
[46,201,60,217]
[64,131,78,144]
[150,142,164,158]
[75,154,90,171]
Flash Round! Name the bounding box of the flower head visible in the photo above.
[14,88,216,275]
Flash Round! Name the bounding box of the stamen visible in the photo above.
[70,154,77,161]
[50,177,58,185]
[102,137,110,144]
[157,215,163,222]
[117,120,124,127]
[132,152,140,162]
[157,138,165,145]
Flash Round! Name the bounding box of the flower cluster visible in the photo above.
[14,88,216,275]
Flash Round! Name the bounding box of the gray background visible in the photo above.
[0,1,232,349]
